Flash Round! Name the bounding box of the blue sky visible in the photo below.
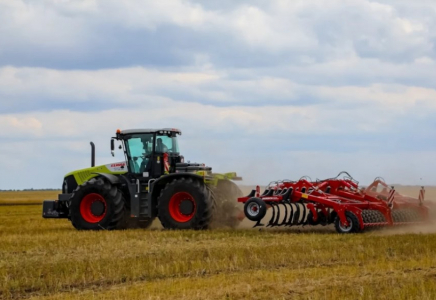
[1,0,436,189]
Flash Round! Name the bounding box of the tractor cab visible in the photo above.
[112,128,184,179]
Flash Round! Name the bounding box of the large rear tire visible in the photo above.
[158,177,213,230]
[69,177,125,230]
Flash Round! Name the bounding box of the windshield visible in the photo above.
[156,134,179,154]
[124,132,180,174]
[124,133,154,174]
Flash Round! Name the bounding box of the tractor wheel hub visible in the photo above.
[91,201,106,216]
[179,199,194,215]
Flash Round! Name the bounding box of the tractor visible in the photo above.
[42,128,243,230]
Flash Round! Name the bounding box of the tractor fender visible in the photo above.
[92,172,121,185]
[150,173,205,202]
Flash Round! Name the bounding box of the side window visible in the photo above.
[126,138,142,156]
[126,138,143,173]
[126,135,153,173]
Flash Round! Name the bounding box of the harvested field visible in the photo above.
[1,191,436,300]
[0,191,59,205]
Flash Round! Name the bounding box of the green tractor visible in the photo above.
[42,128,243,230]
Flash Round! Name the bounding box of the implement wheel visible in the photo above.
[70,177,125,230]
[244,198,267,222]
[158,177,213,230]
[334,211,360,234]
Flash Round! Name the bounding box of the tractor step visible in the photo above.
[139,193,151,218]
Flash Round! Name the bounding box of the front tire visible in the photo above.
[69,177,125,230]
[158,177,213,230]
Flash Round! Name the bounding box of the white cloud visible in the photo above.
[1,1,436,188]
[0,116,43,137]
[2,0,435,67]
[1,66,436,138]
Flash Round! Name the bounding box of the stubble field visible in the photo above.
[1,189,436,300]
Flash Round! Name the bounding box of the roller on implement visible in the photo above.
[42,128,243,230]
[238,172,433,233]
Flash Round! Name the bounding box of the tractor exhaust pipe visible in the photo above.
[90,142,95,167]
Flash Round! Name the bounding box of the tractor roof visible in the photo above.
[119,128,182,135]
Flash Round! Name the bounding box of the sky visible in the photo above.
[1,0,436,189]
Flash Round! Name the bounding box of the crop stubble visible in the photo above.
[1,191,436,300]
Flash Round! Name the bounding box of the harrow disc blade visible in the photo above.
[286,202,295,226]
[278,203,289,226]
[271,203,282,226]
[292,203,301,225]
[299,203,307,225]
[266,203,277,227]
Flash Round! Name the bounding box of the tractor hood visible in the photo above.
[64,161,128,187]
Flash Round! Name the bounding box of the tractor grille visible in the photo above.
[77,170,92,183]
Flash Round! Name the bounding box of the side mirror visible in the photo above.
[111,139,115,157]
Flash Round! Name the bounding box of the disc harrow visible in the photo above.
[238,172,432,233]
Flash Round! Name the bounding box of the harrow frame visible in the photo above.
[238,172,431,233]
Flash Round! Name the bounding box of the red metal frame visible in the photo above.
[238,173,431,232]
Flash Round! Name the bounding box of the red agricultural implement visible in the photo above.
[238,172,432,234]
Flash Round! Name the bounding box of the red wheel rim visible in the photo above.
[80,193,107,223]
[168,192,196,223]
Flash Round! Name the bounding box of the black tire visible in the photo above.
[334,211,361,234]
[157,177,213,230]
[69,177,125,230]
[244,198,267,222]
[211,180,244,228]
